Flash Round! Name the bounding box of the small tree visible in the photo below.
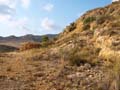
[42,35,49,42]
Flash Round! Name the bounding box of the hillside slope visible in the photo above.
[57,1,120,62]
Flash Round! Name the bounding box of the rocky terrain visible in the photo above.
[0,1,120,90]
[0,49,107,90]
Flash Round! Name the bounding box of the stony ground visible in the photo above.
[0,52,109,90]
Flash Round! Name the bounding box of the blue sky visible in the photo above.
[0,0,116,36]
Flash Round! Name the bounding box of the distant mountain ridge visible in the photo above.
[0,34,57,47]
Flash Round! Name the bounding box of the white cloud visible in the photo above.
[112,0,119,2]
[0,0,29,27]
[41,17,55,30]
[40,17,61,33]
[0,0,31,36]
[0,0,16,16]
[0,15,30,36]
[0,0,16,23]
[9,17,29,35]
[43,3,54,12]
[0,15,11,23]
[0,0,11,5]
[0,0,31,9]
[40,17,61,31]
[9,17,28,28]
[0,5,14,23]
[0,0,10,5]
[21,0,30,9]
[0,0,17,8]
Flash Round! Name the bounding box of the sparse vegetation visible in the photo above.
[96,15,112,24]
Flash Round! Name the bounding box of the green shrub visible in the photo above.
[42,35,49,42]
[82,16,96,30]
[83,16,96,25]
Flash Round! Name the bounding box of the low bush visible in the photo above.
[69,50,98,66]
[60,46,99,66]
[96,15,112,24]
[83,16,96,25]
[68,22,76,32]
[20,42,41,51]
[82,16,96,30]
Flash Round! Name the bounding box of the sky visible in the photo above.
[0,0,117,36]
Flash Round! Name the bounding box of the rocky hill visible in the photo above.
[57,1,120,62]
[0,1,120,90]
